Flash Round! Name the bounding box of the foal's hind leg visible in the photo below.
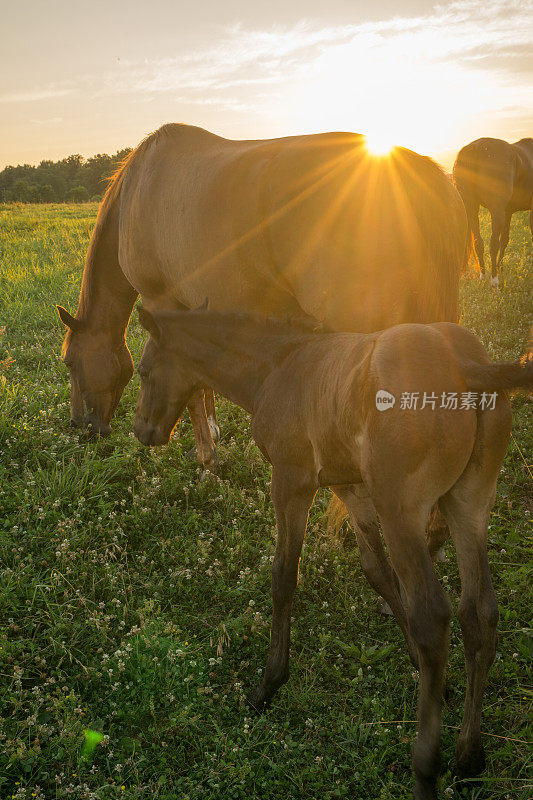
[332,484,419,667]
[439,405,511,778]
[439,495,497,778]
[377,507,452,800]
[247,466,316,711]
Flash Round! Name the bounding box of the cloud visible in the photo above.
[3,0,531,153]
[8,2,533,105]
[98,1,532,104]
[0,88,75,104]
[30,117,64,126]
[458,42,533,77]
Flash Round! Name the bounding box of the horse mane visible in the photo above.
[390,146,463,323]
[74,125,181,325]
[102,124,180,205]
[154,307,330,339]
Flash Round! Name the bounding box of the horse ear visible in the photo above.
[138,307,162,341]
[57,306,82,332]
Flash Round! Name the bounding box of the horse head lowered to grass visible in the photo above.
[133,305,532,800]
[58,305,134,436]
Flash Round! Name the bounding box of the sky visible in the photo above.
[1,0,532,169]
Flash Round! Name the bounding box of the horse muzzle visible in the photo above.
[133,417,169,447]
[85,413,112,437]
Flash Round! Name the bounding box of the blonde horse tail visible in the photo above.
[326,494,349,535]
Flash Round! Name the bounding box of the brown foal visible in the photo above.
[134,307,532,800]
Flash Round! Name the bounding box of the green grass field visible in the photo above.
[0,202,531,800]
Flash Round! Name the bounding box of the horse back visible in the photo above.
[115,124,463,331]
[454,138,518,207]
[263,142,464,330]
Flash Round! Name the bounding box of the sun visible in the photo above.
[364,132,395,157]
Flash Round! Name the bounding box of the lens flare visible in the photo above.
[364,133,395,156]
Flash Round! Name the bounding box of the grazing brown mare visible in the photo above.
[58,123,467,467]
[134,306,532,800]
[453,137,533,286]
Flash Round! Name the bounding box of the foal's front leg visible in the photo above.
[247,466,316,711]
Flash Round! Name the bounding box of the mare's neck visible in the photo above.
[76,211,138,338]
[78,279,138,338]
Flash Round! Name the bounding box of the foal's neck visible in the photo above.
[160,311,315,412]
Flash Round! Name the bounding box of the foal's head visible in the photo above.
[133,310,201,446]
[58,306,134,436]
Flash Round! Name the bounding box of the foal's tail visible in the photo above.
[461,350,533,392]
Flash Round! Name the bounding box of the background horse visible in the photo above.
[453,137,533,286]
[58,123,467,468]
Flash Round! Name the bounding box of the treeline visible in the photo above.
[0,149,132,203]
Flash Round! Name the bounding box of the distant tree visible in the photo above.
[65,185,89,202]
[50,176,68,202]
[0,146,133,203]
[38,184,56,202]
[9,180,37,203]
[63,154,85,177]
[81,153,113,196]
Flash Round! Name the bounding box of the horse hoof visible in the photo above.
[246,686,271,714]
[413,776,437,800]
[186,446,218,473]
[87,423,111,438]
[246,688,269,714]
[455,740,486,779]
[490,276,499,289]
[203,450,219,473]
